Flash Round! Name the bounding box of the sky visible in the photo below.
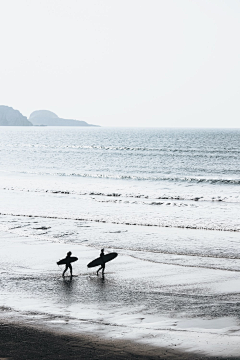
[0,0,240,127]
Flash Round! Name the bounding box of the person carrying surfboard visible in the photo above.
[87,250,118,276]
[97,249,105,276]
[62,251,73,278]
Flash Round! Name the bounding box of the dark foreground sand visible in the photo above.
[0,323,239,360]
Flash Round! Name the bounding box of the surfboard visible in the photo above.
[87,252,118,268]
[57,256,78,265]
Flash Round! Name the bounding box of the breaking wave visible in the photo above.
[2,186,239,203]
[0,212,239,233]
[6,142,240,155]
[55,172,240,185]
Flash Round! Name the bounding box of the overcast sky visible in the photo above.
[0,0,240,127]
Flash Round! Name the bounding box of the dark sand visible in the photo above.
[0,322,239,360]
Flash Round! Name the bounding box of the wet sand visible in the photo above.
[1,322,237,360]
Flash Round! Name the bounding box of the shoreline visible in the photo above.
[1,321,235,360]
[0,227,240,358]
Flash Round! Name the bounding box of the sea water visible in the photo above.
[0,127,240,356]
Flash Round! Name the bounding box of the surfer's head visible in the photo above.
[101,248,104,253]
[67,251,72,256]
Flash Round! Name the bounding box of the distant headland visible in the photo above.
[0,106,99,127]
[0,105,32,126]
[29,110,99,126]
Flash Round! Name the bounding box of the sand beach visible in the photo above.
[1,321,239,360]
[0,322,202,360]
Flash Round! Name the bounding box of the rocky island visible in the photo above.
[0,106,99,126]
[0,106,32,126]
[29,110,98,126]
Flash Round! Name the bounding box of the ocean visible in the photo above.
[0,126,240,357]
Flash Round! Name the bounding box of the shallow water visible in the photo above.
[1,224,240,357]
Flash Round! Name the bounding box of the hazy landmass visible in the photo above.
[0,106,32,126]
[29,110,99,126]
[0,106,99,126]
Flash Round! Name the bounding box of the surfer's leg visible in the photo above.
[97,266,102,275]
[69,264,73,277]
[102,264,105,276]
[62,265,68,277]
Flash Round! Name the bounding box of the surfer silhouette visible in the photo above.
[97,249,105,277]
[62,251,73,278]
